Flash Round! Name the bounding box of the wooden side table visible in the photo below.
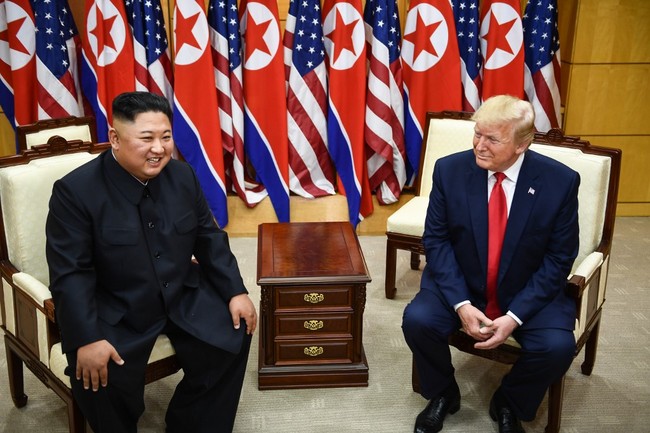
[256,221,371,390]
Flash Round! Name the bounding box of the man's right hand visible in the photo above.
[76,340,124,391]
[457,304,494,342]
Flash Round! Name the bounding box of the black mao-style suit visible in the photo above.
[46,151,250,432]
[403,149,580,421]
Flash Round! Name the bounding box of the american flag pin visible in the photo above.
[528,187,536,195]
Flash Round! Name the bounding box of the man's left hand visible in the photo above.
[473,315,519,350]
[229,293,257,335]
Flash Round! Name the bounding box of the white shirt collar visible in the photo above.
[488,151,526,183]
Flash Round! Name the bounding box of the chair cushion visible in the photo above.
[530,144,611,271]
[0,152,98,285]
[387,196,429,236]
[419,118,475,197]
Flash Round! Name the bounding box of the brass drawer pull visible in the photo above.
[304,320,324,331]
[304,293,324,304]
[304,346,324,357]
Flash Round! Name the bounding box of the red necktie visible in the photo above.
[486,172,507,320]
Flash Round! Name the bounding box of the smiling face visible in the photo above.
[472,121,527,173]
[109,111,173,182]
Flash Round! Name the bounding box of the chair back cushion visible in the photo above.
[418,117,475,197]
[529,143,611,271]
[0,152,98,284]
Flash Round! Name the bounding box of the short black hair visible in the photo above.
[112,91,172,123]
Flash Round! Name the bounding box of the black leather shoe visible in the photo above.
[489,390,525,433]
[414,382,461,433]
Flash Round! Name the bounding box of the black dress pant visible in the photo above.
[65,319,252,433]
[402,287,575,421]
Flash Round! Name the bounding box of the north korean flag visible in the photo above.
[480,0,524,100]
[240,0,289,222]
[173,0,228,228]
[401,0,462,179]
[1,0,37,130]
[81,0,135,141]
[323,0,373,227]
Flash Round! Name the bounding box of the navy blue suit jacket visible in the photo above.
[46,151,247,355]
[421,149,580,331]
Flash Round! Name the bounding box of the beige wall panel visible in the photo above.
[582,135,650,204]
[223,192,416,237]
[563,64,650,136]
[557,0,578,64]
[616,203,650,216]
[0,114,14,157]
[572,0,650,64]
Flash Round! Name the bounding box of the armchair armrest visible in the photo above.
[567,252,604,298]
[6,270,57,366]
[12,272,53,307]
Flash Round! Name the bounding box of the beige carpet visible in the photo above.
[1,217,649,432]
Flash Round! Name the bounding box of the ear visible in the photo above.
[108,128,119,151]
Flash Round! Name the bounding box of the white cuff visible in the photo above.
[506,310,523,326]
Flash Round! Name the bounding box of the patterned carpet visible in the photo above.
[1,217,649,432]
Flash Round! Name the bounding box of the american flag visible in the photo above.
[33,0,85,119]
[363,0,406,204]
[283,0,336,199]
[208,0,266,206]
[451,0,481,111]
[523,0,561,132]
[124,0,173,101]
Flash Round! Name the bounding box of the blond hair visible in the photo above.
[471,95,535,146]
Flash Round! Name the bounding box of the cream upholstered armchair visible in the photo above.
[0,140,179,433]
[397,112,622,433]
[385,111,474,299]
[16,116,97,151]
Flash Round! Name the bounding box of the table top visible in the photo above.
[257,222,371,285]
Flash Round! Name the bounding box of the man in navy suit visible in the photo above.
[46,92,257,433]
[402,95,580,433]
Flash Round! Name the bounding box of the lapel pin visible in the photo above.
[528,187,535,195]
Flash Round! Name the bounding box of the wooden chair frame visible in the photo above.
[0,140,180,433]
[15,116,97,152]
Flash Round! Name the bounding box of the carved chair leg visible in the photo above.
[409,252,421,270]
[545,375,565,433]
[581,318,601,375]
[66,397,88,433]
[385,240,398,299]
[411,356,422,394]
[5,336,28,407]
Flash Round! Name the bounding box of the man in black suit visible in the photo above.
[46,91,257,433]
[403,95,580,433]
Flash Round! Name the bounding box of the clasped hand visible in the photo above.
[457,304,518,350]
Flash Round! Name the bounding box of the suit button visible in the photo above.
[163,281,169,288]
[154,252,161,259]
[148,221,155,229]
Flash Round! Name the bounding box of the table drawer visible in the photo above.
[274,339,354,365]
[276,314,352,337]
[275,285,353,310]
